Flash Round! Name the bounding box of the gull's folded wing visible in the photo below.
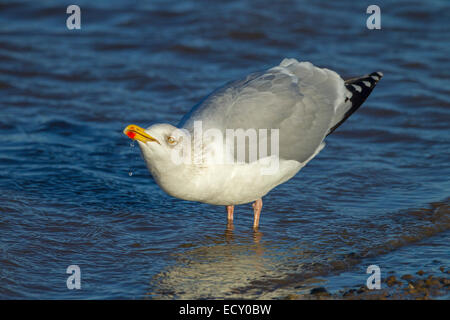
[179,59,381,163]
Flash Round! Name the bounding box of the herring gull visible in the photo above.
[123,58,383,228]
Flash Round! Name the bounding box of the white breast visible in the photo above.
[149,143,325,206]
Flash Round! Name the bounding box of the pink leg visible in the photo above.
[226,205,234,221]
[252,198,263,229]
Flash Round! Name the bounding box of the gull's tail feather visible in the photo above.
[327,71,383,136]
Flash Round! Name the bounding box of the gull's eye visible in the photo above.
[167,136,177,145]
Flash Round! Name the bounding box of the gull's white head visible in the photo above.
[123,123,185,174]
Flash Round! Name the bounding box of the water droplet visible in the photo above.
[130,142,135,148]
[128,171,133,176]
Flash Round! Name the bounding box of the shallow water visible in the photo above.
[0,0,449,299]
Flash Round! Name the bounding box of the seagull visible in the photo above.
[123,58,383,229]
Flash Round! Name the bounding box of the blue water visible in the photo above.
[0,0,449,299]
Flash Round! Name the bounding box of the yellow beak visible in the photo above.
[123,124,159,144]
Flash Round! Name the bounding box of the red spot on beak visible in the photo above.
[127,131,136,139]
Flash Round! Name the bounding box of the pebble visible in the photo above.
[386,275,401,287]
[401,274,414,281]
[416,270,425,276]
[441,278,450,286]
[310,287,329,296]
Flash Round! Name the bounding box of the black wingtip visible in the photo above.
[345,71,383,89]
[327,71,383,136]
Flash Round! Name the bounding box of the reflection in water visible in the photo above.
[147,201,450,299]
[253,229,263,245]
[147,224,277,299]
[225,220,263,245]
[225,221,234,242]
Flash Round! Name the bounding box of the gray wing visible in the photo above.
[179,59,349,163]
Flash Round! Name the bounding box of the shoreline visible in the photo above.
[287,267,449,300]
